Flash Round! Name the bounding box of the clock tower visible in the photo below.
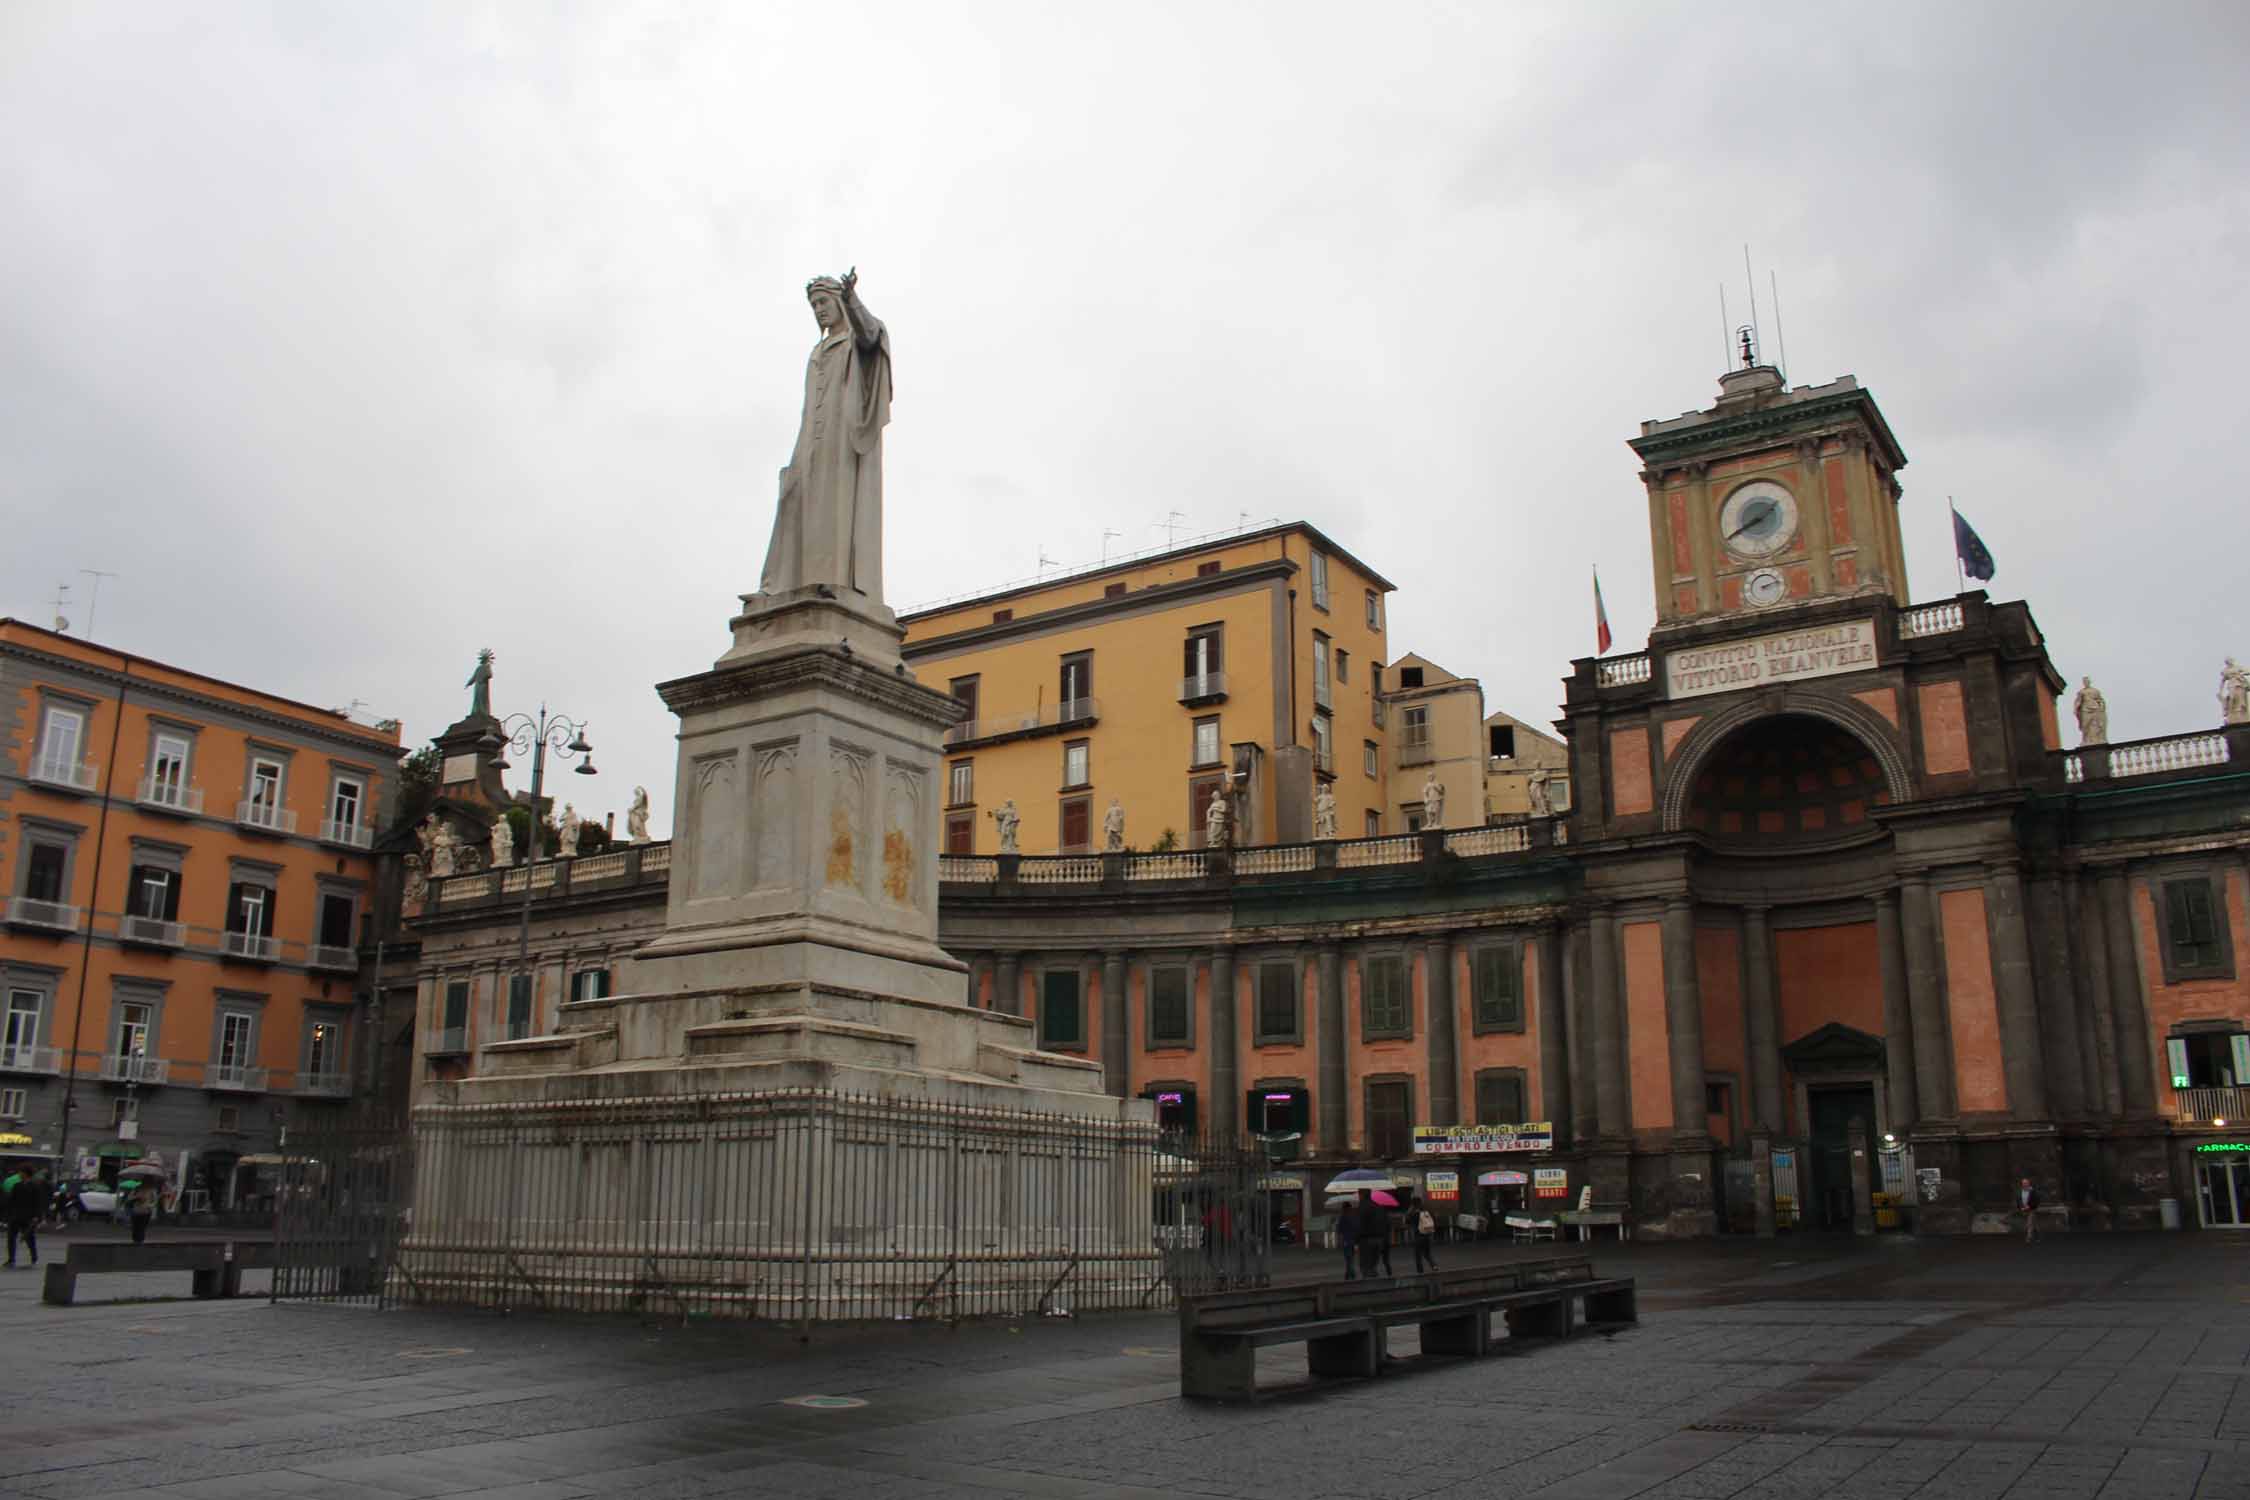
[1630,355,1910,624]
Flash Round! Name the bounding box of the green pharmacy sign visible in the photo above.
[2194,1142,2250,1154]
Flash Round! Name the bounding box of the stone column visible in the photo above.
[1741,905,1784,1134]
[1588,907,1628,1138]
[1846,1119,1874,1236]
[1873,891,1918,1133]
[2074,875,2124,1118]
[1566,924,1599,1145]
[1209,947,1240,1141]
[1316,943,1346,1154]
[1983,862,2048,1121]
[994,953,1022,1018]
[2024,875,2086,1120]
[1100,950,1128,1098]
[1661,898,1707,1138]
[1535,926,1570,1146]
[1899,875,1954,1120]
[1425,932,1460,1126]
[2097,869,2156,1115]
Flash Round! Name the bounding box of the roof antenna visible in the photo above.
[1743,244,1762,365]
[1100,528,1122,562]
[1036,547,1058,577]
[1157,510,1186,548]
[49,582,71,634]
[1719,283,1731,369]
[80,568,118,642]
[1769,269,1789,384]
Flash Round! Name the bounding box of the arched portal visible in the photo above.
[1679,713,1895,843]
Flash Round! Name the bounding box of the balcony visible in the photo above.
[320,818,374,850]
[942,696,1101,749]
[118,915,185,950]
[137,778,205,816]
[297,1071,352,1098]
[1314,679,1333,711]
[1398,737,1434,767]
[99,1054,170,1085]
[5,897,79,932]
[236,799,298,836]
[426,1027,469,1056]
[2176,1087,2250,1127]
[206,1063,269,1093]
[0,1044,59,1074]
[308,944,357,973]
[221,930,280,963]
[1178,672,1229,707]
[28,755,98,794]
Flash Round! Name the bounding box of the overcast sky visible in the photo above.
[5,4,2246,837]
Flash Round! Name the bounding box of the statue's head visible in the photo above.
[806,276,846,332]
[2082,675,2093,688]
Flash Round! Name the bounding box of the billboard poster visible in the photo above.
[1411,1122,1554,1155]
[1425,1170,1459,1201]
[1533,1167,1569,1199]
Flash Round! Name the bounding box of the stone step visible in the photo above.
[685,1015,921,1071]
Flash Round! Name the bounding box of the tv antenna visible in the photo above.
[1100,529,1122,562]
[80,569,118,641]
[49,582,72,634]
[1769,269,1789,382]
[1156,510,1186,548]
[1036,547,1059,576]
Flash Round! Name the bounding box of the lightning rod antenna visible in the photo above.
[1769,270,1788,384]
[1718,284,1731,369]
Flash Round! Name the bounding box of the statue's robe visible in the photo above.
[760,296,892,600]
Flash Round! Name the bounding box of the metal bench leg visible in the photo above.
[42,1264,76,1306]
[1307,1328,1378,1379]
[1181,1335,1258,1401]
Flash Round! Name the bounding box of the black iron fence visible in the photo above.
[278,1088,1267,1323]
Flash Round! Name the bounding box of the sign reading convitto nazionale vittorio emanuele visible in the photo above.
[1666,618,1878,701]
[1412,1123,1555,1155]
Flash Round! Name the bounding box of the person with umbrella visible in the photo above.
[1354,1191,1393,1280]
[118,1160,164,1246]
[1331,1193,1359,1279]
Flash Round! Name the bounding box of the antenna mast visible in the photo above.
[1769,270,1788,383]
[80,569,118,642]
[1718,284,1731,369]
[49,582,72,634]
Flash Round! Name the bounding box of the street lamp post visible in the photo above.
[484,706,595,1040]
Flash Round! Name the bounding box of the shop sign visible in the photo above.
[1916,1167,1942,1203]
[1478,1169,1529,1186]
[1532,1168,1569,1199]
[1425,1171,1459,1201]
[1258,1173,1306,1190]
[2195,1142,2250,1154]
[1154,1091,1184,1105]
[1412,1122,1554,1155]
[0,1132,33,1149]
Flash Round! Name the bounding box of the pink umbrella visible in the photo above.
[1370,1189,1400,1208]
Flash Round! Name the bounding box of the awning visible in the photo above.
[1479,1170,1529,1186]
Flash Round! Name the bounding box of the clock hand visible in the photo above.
[1726,499,1777,541]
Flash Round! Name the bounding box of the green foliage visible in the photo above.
[1150,828,1179,854]
[390,746,442,833]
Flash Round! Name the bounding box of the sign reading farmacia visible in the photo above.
[1666,618,1878,700]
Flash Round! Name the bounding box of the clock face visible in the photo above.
[1719,481,1800,560]
[1744,568,1787,608]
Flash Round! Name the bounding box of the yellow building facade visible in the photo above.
[899,524,1393,854]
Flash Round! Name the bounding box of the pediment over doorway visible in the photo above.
[1780,1021,1887,1072]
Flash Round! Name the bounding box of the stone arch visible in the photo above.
[1659,689,1913,834]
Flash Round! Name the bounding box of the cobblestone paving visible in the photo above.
[3,1233,2248,1497]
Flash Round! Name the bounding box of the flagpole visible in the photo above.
[1949,497,1964,598]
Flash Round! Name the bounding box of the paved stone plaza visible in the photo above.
[5,1233,2250,1499]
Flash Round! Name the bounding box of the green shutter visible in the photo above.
[2168,1037,2192,1091]
[2231,1035,2250,1088]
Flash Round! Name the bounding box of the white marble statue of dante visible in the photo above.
[627,786,651,844]
[1103,798,1126,853]
[760,268,893,602]
[1421,770,1446,829]
[2221,658,2250,726]
[2074,676,2109,747]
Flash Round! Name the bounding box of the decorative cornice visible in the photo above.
[902,560,1296,661]
[1630,386,1907,473]
[657,644,964,729]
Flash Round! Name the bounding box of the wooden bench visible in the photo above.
[42,1240,276,1307]
[1179,1254,1635,1400]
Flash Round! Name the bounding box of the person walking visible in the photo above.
[127,1182,156,1246]
[5,1167,43,1267]
[1410,1194,1439,1273]
[1354,1194,1391,1280]
[1335,1197,1360,1280]
[2018,1177,2041,1243]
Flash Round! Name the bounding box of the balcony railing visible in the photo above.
[2175,1086,2250,1127]
[942,697,1101,747]
[1595,653,1651,688]
[137,778,205,815]
[320,818,374,850]
[221,930,280,963]
[0,1044,59,1074]
[236,799,298,835]
[206,1063,269,1093]
[29,755,98,793]
[99,1054,170,1085]
[1897,601,1965,638]
[1313,678,1333,710]
[1177,672,1229,705]
[2063,730,2234,785]
[1398,737,1434,766]
[308,944,357,972]
[297,1071,352,1097]
[4,897,79,931]
[426,1027,469,1056]
[118,915,185,949]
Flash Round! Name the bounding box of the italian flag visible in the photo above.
[1593,566,1612,654]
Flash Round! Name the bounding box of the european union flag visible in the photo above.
[1952,506,1996,583]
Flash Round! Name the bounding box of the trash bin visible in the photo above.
[2160,1197,2182,1230]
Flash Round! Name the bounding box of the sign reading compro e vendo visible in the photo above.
[1665,618,1879,701]
[1412,1123,1554,1155]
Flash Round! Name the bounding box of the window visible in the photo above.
[1149,964,1192,1046]
[218,1012,255,1068]
[441,980,470,1033]
[1336,649,1349,684]
[1183,626,1224,694]
[1313,635,1332,709]
[1253,1086,1308,1138]
[1255,961,1299,1043]
[949,675,980,726]
[1489,723,1517,760]
[248,758,284,813]
[1366,1078,1412,1160]
[1705,1081,1731,1119]
[22,839,68,903]
[1365,590,1381,630]
[1364,741,1379,778]
[570,969,612,1002]
[1311,713,1332,773]
[2167,1032,2250,1090]
[944,812,975,854]
[226,882,272,938]
[1147,1084,1198,1133]
[0,1088,23,1121]
[329,776,364,833]
[1471,943,1523,1032]
[306,1021,341,1078]
[1405,810,1424,833]
[991,608,1012,623]
[1063,740,1090,789]
[1475,1070,1526,1126]
[2163,878,2231,980]
[128,864,180,922]
[1192,717,1222,768]
[1060,652,1093,712]
[115,1001,153,1060]
[1399,666,1425,689]
[1362,954,1410,1039]
[1039,969,1083,1049]
[1365,810,1381,837]
[1196,559,1221,577]
[1309,549,1331,609]
[216,1104,241,1133]
[36,703,86,779]
[948,760,974,807]
[1402,706,1430,749]
[111,1097,138,1127]
[1105,582,1126,598]
[318,891,356,950]
[506,975,533,1039]
[4,989,42,1067]
[1060,796,1092,853]
[149,733,191,803]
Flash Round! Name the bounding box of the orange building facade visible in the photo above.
[0,622,397,1198]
